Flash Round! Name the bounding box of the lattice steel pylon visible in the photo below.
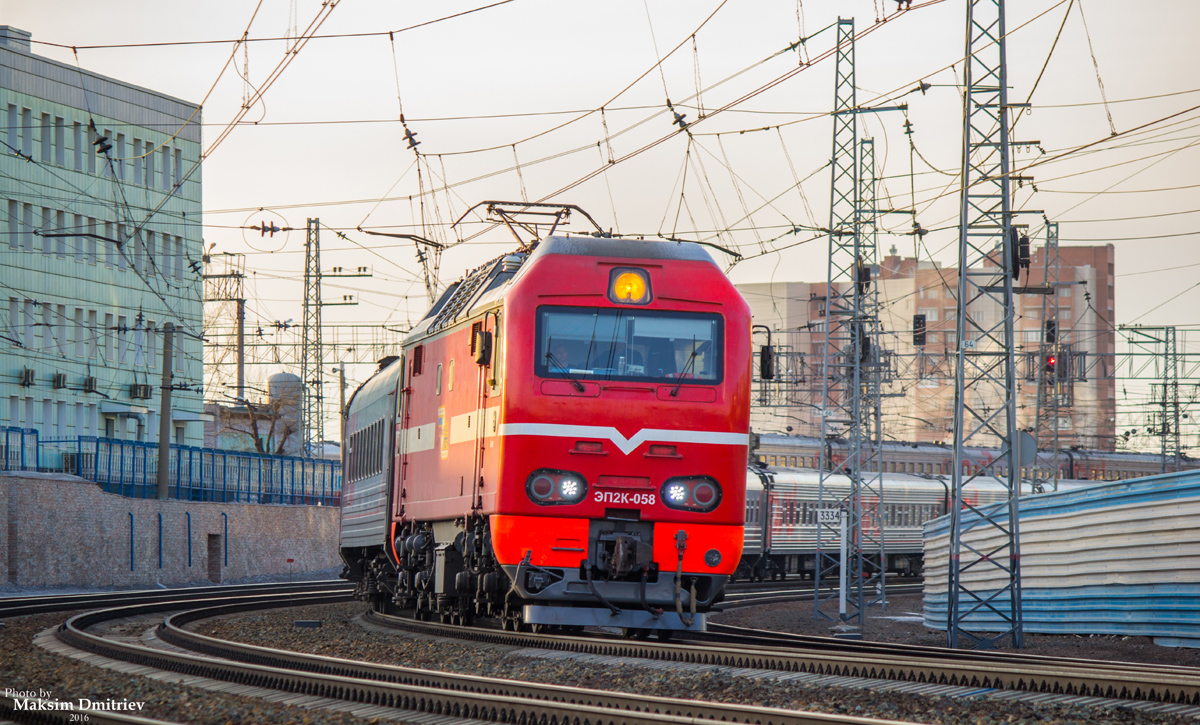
[815,18,885,626]
[1032,222,1060,492]
[1162,327,1180,473]
[301,218,324,456]
[947,0,1024,649]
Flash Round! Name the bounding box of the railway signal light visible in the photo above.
[759,344,775,380]
[1043,354,1057,375]
[1044,320,1057,344]
[913,314,926,347]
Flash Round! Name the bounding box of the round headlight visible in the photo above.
[530,474,555,501]
[692,481,718,507]
[661,476,722,512]
[559,478,579,498]
[526,469,588,506]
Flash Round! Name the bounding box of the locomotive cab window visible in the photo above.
[535,306,723,385]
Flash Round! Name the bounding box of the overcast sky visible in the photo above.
[8,0,1200,426]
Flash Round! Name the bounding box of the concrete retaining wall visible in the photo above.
[1,472,341,589]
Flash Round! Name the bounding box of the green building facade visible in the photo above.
[1,26,207,459]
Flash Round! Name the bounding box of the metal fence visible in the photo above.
[31,435,340,506]
[1,427,40,471]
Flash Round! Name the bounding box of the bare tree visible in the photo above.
[215,398,295,455]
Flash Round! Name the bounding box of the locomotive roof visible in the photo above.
[404,235,720,343]
[527,235,718,265]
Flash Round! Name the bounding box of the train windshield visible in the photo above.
[535,306,723,384]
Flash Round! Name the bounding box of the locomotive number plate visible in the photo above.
[593,491,657,506]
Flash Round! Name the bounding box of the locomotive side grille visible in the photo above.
[429,265,492,332]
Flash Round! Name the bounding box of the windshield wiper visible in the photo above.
[544,351,585,392]
[670,337,700,398]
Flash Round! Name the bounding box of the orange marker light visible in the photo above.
[609,268,651,304]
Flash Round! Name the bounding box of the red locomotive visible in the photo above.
[339,234,751,634]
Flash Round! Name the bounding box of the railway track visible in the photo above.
[17,580,1200,723]
[722,580,923,609]
[0,579,353,619]
[364,608,1200,713]
[38,589,912,725]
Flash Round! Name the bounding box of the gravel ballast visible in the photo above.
[189,601,1200,725]
[714,593,1200,668]
[0,611,375,724]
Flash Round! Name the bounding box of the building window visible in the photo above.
[174,147,183,187]
[21,204,33,251]
[131,231,142,273]
[73,121,83,170]
[74,308,84,358]
[133,139,143,184]
[146,322,157,368]
[87,217,98,264]
[40,207,51,256]
[6,200,15,250]
[20,108,32,157]
[160,146,171,190]
[40,113,51,163]
[40,304,52,352]
[103,313,114,361]
[73,214,85,262]
[116,225,128,270]
[117,315,128,363]
[55,210,66,256]
[54,116,65,166]
[115,133,126,179]
[5,297,16,345]
[101,129,114,175]
[145,142,154,184]
[145,231,156,275]
[55,304,66,354]
[87,310,98,359]
[6,104,16,152]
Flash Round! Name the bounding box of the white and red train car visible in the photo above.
[339,235,752,633]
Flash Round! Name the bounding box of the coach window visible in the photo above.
[436,364,442,395]
[448,359,455,392]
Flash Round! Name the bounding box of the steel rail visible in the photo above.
[704,622,1200,679]
[366,610,1200,706]
[55,594,908,725]
[0,579,352,619]
[721,584,923,609]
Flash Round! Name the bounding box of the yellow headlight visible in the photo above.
[610,269,650,304]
